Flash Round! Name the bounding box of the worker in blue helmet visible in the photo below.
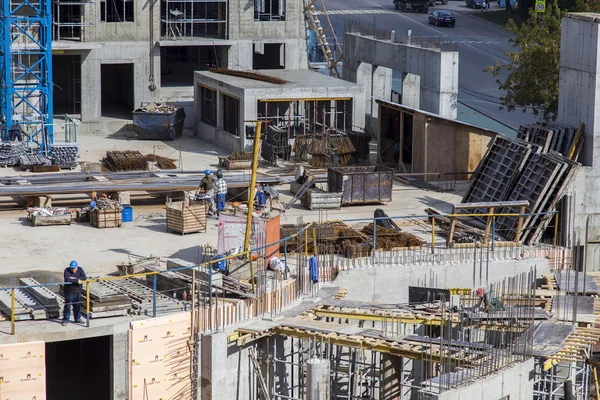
[61,260,87,326]
[197,169,217,216]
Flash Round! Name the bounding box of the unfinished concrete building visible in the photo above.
[51,0,307,133]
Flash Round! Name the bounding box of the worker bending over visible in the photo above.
[62,260,87,326]
[475,287,503,313]
[214,169,227,216]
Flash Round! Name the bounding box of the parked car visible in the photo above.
[428,10,456,26]
[428,0,448,6]
[466,0,485,8]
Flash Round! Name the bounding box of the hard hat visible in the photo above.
[204,169,211,175]
[216,169,223,179]
[70,260,78,269]
[89,200,97,209]
[476,288,484,297]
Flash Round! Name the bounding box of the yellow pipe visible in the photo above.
[244,120,262,254]
[10,289,15,335]
[305,228,308,256]
[86,282,91,327]
[313,228,317,255]
[249,256,255,293]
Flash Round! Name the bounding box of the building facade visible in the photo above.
[51,0,307,132]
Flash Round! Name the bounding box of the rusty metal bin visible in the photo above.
[327,165,394,205]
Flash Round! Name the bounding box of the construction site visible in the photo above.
[2,0,600,397]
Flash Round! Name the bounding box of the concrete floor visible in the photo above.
[0,131,464,277]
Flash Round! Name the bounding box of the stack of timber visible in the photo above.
[166,200,207,235]
[49,142,80,169]
[0,141,25,166]
[81,279,132,318]
[102,150,149,172]
[461,129,581,244]
[19,277,64,318]
[361,223,423,250]
[28,207,73,226]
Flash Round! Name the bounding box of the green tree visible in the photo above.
[487,3,564,120]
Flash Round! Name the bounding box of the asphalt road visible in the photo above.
[322,0,536,129]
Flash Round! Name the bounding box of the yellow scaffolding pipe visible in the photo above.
[10,288,15,335]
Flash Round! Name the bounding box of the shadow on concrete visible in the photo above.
[168,246,206,265]
[415,195,456,212]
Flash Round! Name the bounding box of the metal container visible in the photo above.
[327,165,394,205]
[132,107,186,141]
[301,188,342,210]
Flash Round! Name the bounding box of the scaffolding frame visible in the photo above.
[0,0,54,150]
[160,0,228,40]
[52,0,94,41]
[533,356,591,400]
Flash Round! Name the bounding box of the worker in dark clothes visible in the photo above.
[62,260,87,326]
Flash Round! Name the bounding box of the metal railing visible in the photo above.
[0,210,567,336]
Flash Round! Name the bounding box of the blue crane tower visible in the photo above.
[0,0,53,151]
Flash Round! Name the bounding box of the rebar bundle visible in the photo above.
[103,150,149,172]
[361,223,423,249]
[145,154,177,169]
[0,141,25,166]
[49,142,79,168]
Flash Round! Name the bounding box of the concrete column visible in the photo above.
[380,354,403,400]
[372,66,393,119]
[200,333,228,400]
[111,332,129,400]
[227,41,253,70]
[306,358,329,400]
[356,62,373,116]
[80,51,100,122]
[402,73,421,109]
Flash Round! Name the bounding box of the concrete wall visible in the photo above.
[333,259,549,303]
[432,358,535,400]
[343,33,459,136]
[556,13,600,250]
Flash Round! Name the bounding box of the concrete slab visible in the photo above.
[531,321,575,357]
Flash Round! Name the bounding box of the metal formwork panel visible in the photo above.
[495,153,563,242]
[463,136,534,216]
[526,160,580,244]
[530,126,554,153]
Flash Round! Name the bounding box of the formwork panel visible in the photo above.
[495,153,563,241]
[463,136,534,214]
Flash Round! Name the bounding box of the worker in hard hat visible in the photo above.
[62,260,87,326]
[214,169,227,216]
[197,169,216,216]
[475,287,503,313]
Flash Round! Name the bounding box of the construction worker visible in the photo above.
[62,260,87,326]
[214,169,227,216]
[197,169,216,216]
[476,287,503,313]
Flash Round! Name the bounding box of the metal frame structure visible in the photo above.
[0,0,54,150]
[160,0,228,40]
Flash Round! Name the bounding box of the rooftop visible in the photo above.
[195,69,361,90]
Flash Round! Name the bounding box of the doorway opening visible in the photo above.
[53,54,82,115]
[46,335,112,400]
[101,63,134,119]
[253,43,284,69]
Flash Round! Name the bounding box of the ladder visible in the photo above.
[303,0,343,78]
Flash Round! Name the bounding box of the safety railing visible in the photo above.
[0,210,568,336]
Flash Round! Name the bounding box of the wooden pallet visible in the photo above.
[166,201,207,235]
[91,208,122,228]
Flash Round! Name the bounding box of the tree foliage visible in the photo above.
[487,4,564,120]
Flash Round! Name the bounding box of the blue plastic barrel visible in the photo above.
[122,206,133,223]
